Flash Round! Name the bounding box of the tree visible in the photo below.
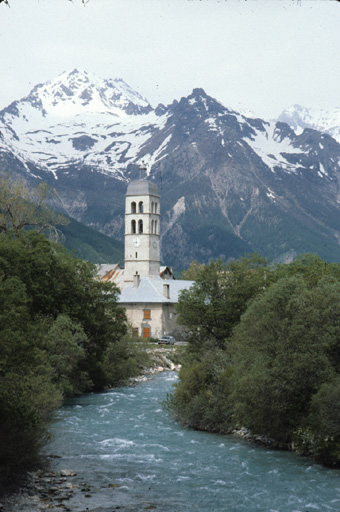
[43,315,91,396]
[0,176,67,239]
[274,253,340,288]
[0,273,62,471]
[177,255,270,350]
[0,230,128,476]
[171,255,271,432]
[0,230,127,388]
[181,260,206,280]
[302,377,340,466]
[171,349,233,431]
[231,276,336,445]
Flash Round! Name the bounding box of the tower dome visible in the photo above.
[126,179,159,197]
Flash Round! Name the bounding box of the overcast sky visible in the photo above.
[1,0,339,119]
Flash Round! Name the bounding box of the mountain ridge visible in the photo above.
[1,69,340,270]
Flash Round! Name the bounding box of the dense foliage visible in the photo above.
[171,254,340,467]
[0,230,146,477]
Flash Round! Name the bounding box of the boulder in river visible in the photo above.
[60,469,77,477]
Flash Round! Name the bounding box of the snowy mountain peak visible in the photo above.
[19,69,152,119]
[278,104,340,143]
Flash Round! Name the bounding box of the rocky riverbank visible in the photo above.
[129,347,181,384]
[1,467,82,512]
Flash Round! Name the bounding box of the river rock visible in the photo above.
[60,469,77,477]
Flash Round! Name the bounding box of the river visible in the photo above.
[45,371,340,512]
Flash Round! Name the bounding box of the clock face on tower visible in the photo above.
[152,240,158,249]
[132,237,140,248]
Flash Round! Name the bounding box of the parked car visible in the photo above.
[158,336,176,345]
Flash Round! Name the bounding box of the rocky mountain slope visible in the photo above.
[1,69,340,270]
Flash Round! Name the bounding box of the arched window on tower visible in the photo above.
[155,220,158,234]
[131,202,136,213]
[151,219,154,234]
[139,201,144,213]
[131,219,136,234]
[138,219,143,234]
[155,203,158,214]
[151,202,154,213]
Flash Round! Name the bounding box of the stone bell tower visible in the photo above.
[124,168,160,283]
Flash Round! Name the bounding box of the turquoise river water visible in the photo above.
[46,372,340,512]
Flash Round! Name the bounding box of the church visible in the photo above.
[97,177,194,339]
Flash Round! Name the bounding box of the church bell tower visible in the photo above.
[124,169,160,283]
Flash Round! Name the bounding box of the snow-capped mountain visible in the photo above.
[1,69,340,269]
[0,69,157,178]
[278,104,340,144]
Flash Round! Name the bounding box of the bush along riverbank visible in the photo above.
[170,255,340,467]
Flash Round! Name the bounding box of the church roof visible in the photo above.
[118,276,194,304]
[126,179,159,197]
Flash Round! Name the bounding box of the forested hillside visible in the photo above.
[59,217,123,264]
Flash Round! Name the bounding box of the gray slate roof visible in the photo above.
[126,179,159,197]
[119,276,194,304]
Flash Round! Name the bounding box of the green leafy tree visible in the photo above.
[172,255,270,431]
[274,253,340,287]
[177,255,270,350]
[231,276,335,445]
[102,334,151,386]
[180,260,206,280]
[43,315,91,396]
[0,231,127,388]
[0,229,128,477]
[0,273,61,471]
[171,349,233,431]
[301,377,340,466]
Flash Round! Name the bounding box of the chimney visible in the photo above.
[163,283,170,299]
[133,273,140,288]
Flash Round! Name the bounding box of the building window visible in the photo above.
[138,219,143,233]
[155,220,158,234]
[139,201,144,213]
[131,219,136,234]
[131,202,136,213]
[135,252,138,258]
[143,309,151,320]
[151,201,154,213]
[151,219,154,234]
[169,312,173,320]
[143,327,150,338]
[155,203,158,214]
[132,327,139,338]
